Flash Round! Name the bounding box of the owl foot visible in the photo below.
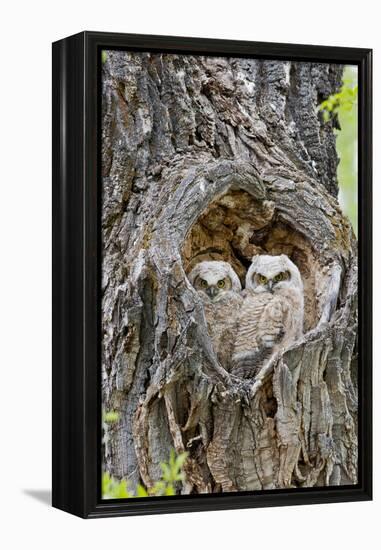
[249,352,280,398]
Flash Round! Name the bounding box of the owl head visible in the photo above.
[245,254,303,294]
[188,261,242,302]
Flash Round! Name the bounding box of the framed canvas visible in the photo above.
[52,31,372,518]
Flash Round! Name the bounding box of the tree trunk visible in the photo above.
[101,51,357,493]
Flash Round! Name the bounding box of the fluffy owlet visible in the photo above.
[188,261,243,371]
[232,254,304,378]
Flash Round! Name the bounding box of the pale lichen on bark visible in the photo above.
[101,51,357,493]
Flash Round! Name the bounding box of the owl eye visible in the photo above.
[200,279,208,288]
[258,274,268,284]
[273,272,284,283]
[217,279,225,288]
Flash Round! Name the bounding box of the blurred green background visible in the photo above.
[320,65,358,236]
[337,66,358,236]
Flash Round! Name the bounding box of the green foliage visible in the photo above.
[102,449,189,499]
[319,66,358,235]
[101,50,108,65]
[318,77,358,122]
[102,410,119,424]
[102,472,133,499]
[154,448,188,496]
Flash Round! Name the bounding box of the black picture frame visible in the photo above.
[52,31,372,519]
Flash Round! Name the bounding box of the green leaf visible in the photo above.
[102,472,132,498]
[160,462,172,481]
[136,484,149,497]
[102,449,189,499]
[323,110,330,123]
[103,410,119,423]
[165,484,176,496]
[116,479,131,498]
[175,452,188,470]
[102,472,112,497]
[318,76,357,124]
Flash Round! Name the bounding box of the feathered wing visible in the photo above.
[256,297,288,349]
[231,293,291,378]
[203,292,243,371]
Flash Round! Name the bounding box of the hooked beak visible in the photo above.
[267,280,273,293]
[206,286,219,299]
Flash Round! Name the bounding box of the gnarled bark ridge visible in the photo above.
[101,51,357,493]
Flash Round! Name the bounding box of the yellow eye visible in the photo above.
[274,273,284,282]
[217,279,225,288]
[258,275,268,284]
[200,279,208,288]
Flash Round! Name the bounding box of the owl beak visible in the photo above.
[207,286,219,299]
[267,280,273,293]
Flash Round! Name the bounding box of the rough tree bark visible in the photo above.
[101,51,357,493]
